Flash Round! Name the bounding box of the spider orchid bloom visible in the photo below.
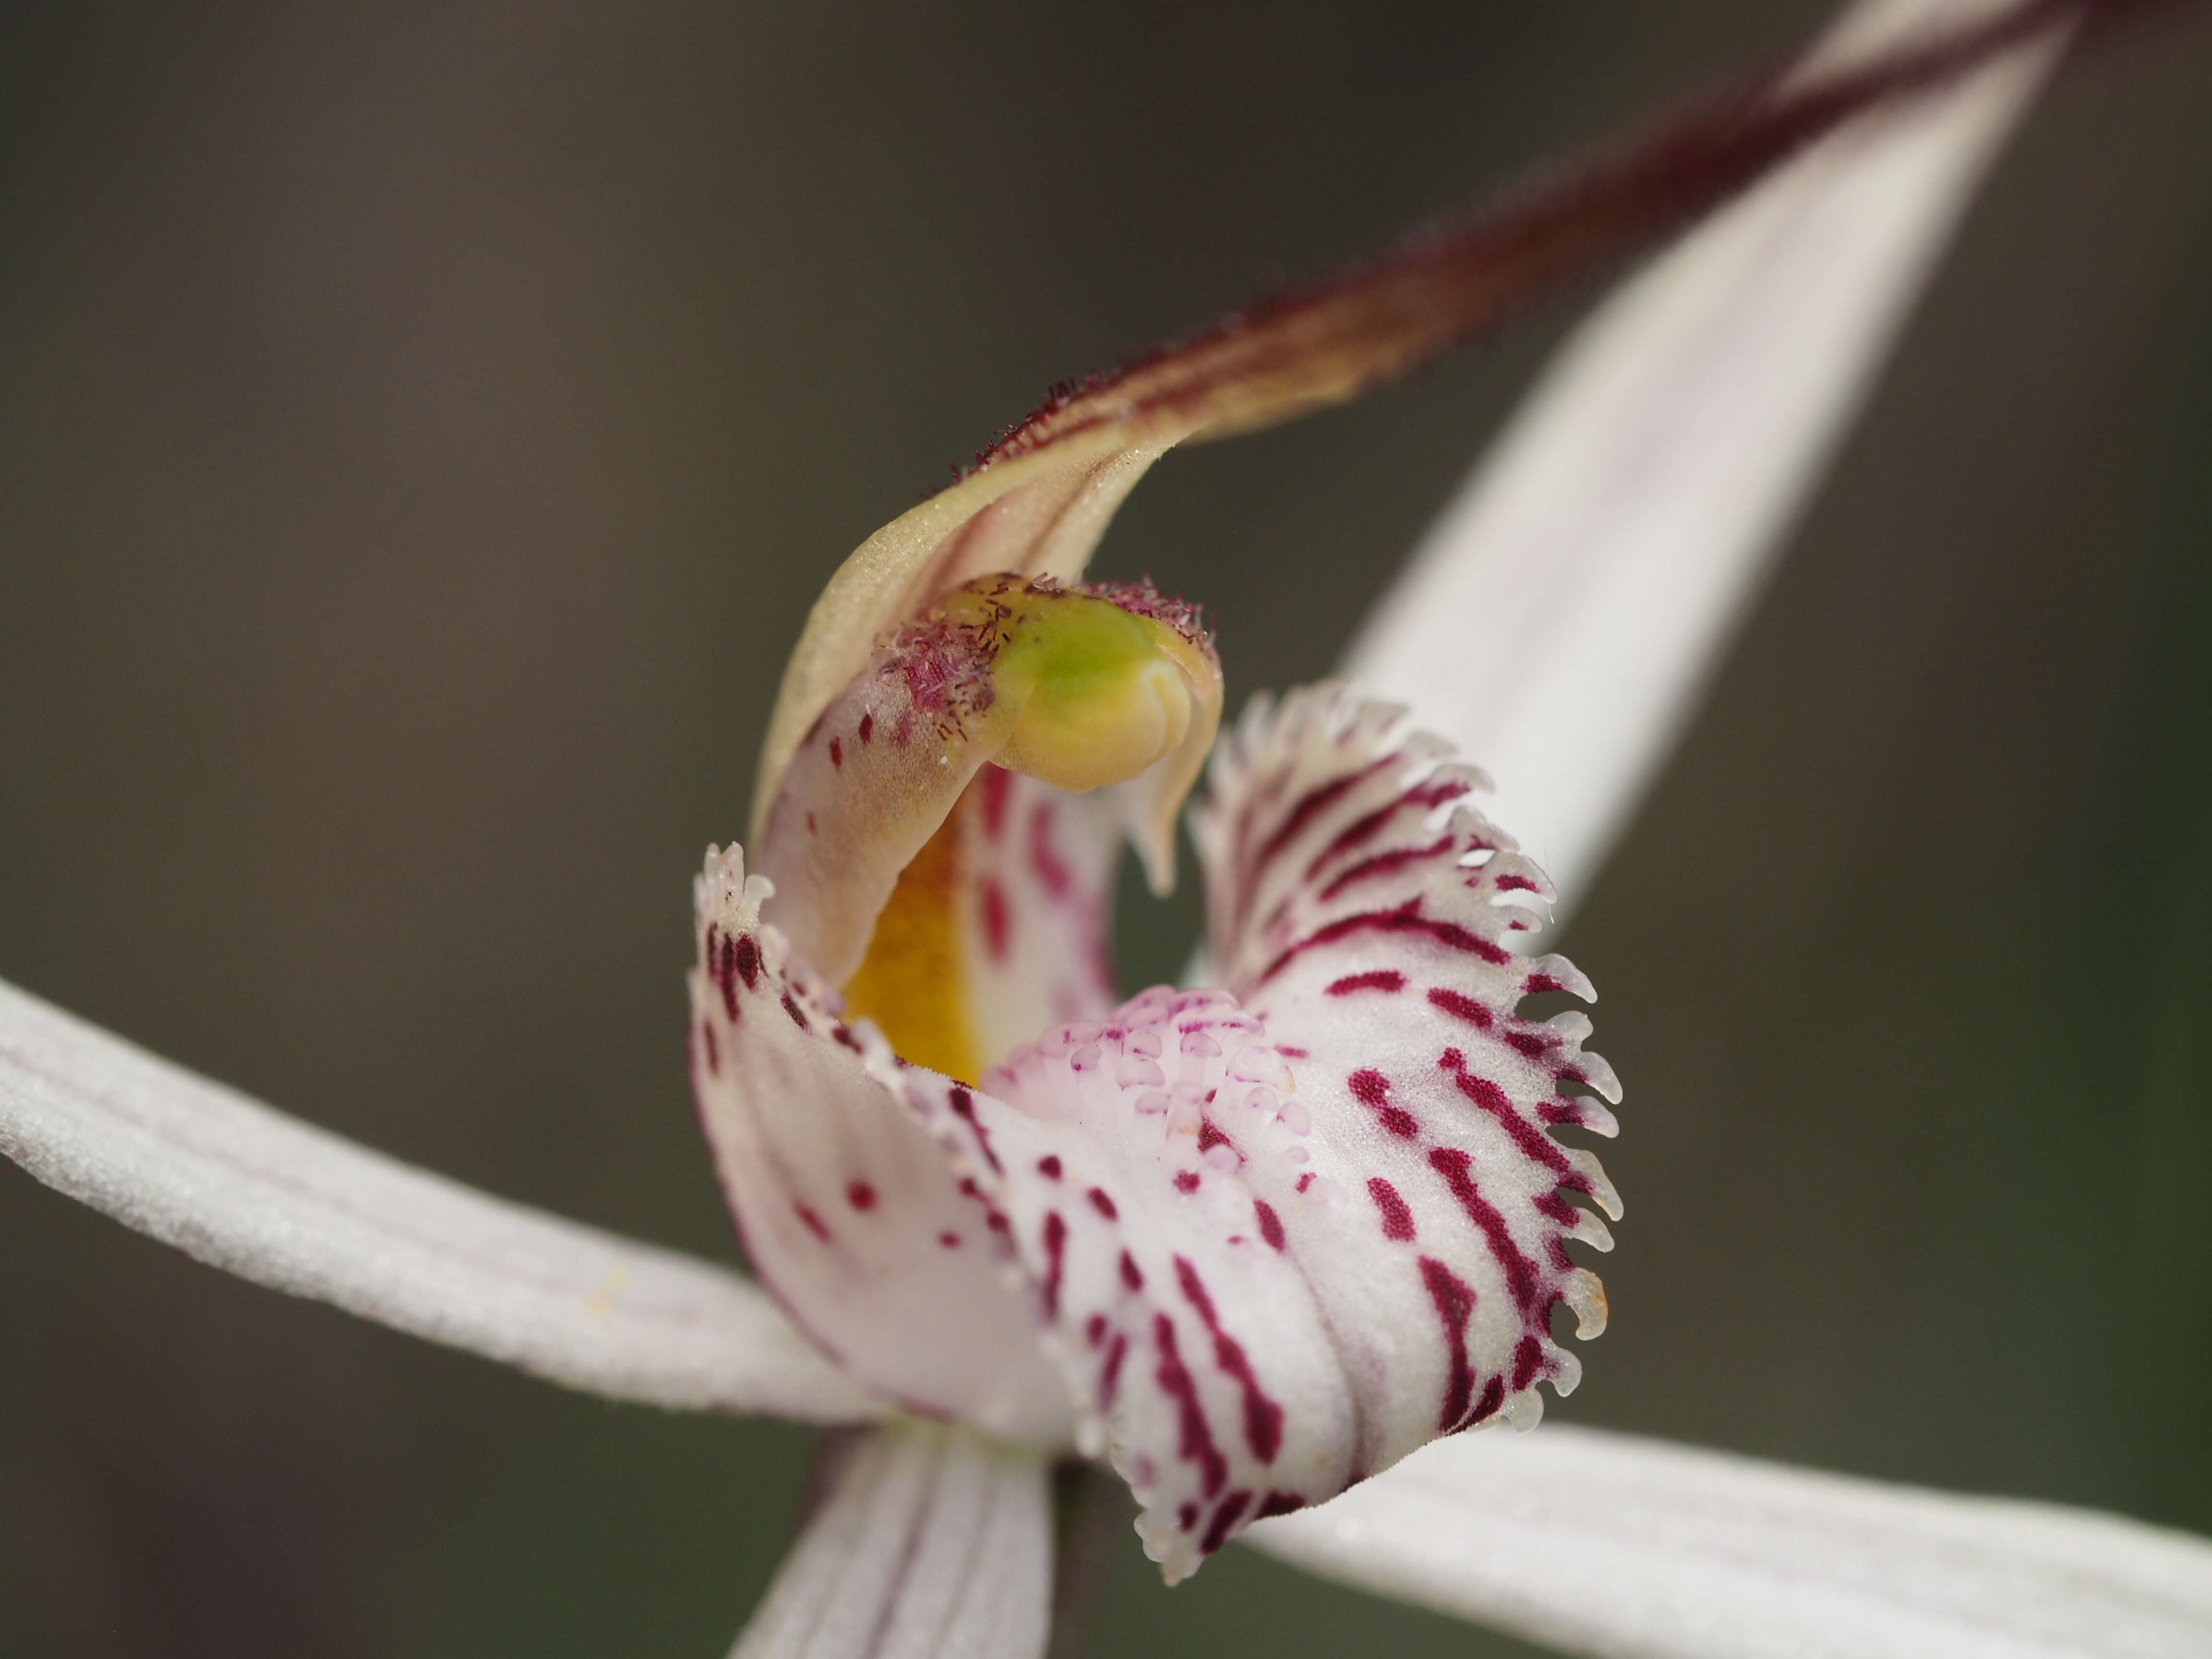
[6,2,2212,1657]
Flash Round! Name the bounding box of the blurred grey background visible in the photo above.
[3,2,2210,1655]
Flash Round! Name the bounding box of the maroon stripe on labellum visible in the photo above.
[1120,1250,1145,1291]
[1523,971,1568,995]
[1176,1256,1286,1462]
[1513,1333,1544,1392]
[980,878,1011,961]
[1442,1058,1573,1176]
[1303,779,1478,883]
[1253,1198,1286,1252]
[1427,985,1493,1030]
[1318,835,1459,901]
[1466,1375,1505,1430]
[1494,871,1539,892]
[1201,1490,1255,1556]
[1178,1502,1200,1533]
[857,711,875,745]
[828,737,842,769]
[831,1024,863,1052]
[1042,1211,1068,1317]
[1088,1187,1119,1219]
[794,1203,831,1243]
[734,933,762,988]
[1368,1178,1417,1241]
[1348,1068,1419,1139]
[699,1020,719,1075]
[845,1180,877,1211]
[1255,1490,1308,1520]
[1419,1255,1477,1431]
[1154,1313,1229,1497]
[1029,801,1073,898]
[1256,900,1510,986]
[1325,969,1406,997]
[1429,1147,1540,1308]
[1250,757,1397,879]
[947,1086,1002,1173]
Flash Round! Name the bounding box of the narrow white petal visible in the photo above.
[730,1422,1053,1659]
[1345,0,2056,908]
[1248,1423,2212,1659]
[0,974,883,1421]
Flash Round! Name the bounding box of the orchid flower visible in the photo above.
[6,2,2210,1656]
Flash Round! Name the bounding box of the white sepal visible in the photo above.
[0,974,881,1420]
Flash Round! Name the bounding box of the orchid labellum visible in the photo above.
[6,1,2212,1655]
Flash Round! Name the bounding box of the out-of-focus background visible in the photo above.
[3,2,2209,1654]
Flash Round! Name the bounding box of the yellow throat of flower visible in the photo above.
[839,577,1220,1082]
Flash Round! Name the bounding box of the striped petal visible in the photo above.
[688,846,1071,1442]
[894,685,1613,1579]
[729,1421,1052,1659]
[1248,1423,2212,1659]
[0,975,880,1419]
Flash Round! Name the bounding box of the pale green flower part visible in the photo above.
[3,3,2208,1657]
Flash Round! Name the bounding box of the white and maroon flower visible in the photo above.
[6,3,2210,1656]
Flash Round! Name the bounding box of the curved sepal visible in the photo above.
[687,846,1070,1442]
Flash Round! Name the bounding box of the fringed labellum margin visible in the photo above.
[691,566,1620,1582]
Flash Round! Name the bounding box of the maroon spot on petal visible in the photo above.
[734,933,762,989]
[857,711,875,745]
[781,993,809,1030]
[1042,1211,1068,1317]
[1201,1490,1254,1556]
[1523,972,1567,995]
[1254,1490,1307,1520]
[795,1203,831,1243]
[1494,872,1539,892]
[1102,1332,1129,1406]
[1367,1178,1417,1242]
[979,762,1012,838]
[938,1231,961,1249]
[1197,1119,1234,1158]
[1174,1170,1201,1195]
[979,878,1011,962]
[947,1085,1002,1173]
[1037,1154,1063,1180]
[700,1021,719,1075]
[1088,1187,1119,1220]
[1276,1045,1308,1059]
[1176,1256,1284,1463]
[846,1180,878,1212]
[1295,1171,1315,1194]
[805,811,817,836]
[1513,1333,1544,1391]
[1448,1069,1571,1176]
[1085,1312,1107,1346]
[1119,1250,1145,1291]
[831,1025,863,1052]
[1419,1255,1476,1431]
[1318,835,1458,901]
[1326,969,1406,997]
[1029,801,1072,899]
[1430,1148,1540,1309]
[1348,1068,1419,1138]
[1253,1199,1286,1252]
[1177,1502,1200,1534]
[1154,1313,1229,1499]
[1439,1047,1465,1070]
[1427,985,1494,1030]
[828,737,843,769]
